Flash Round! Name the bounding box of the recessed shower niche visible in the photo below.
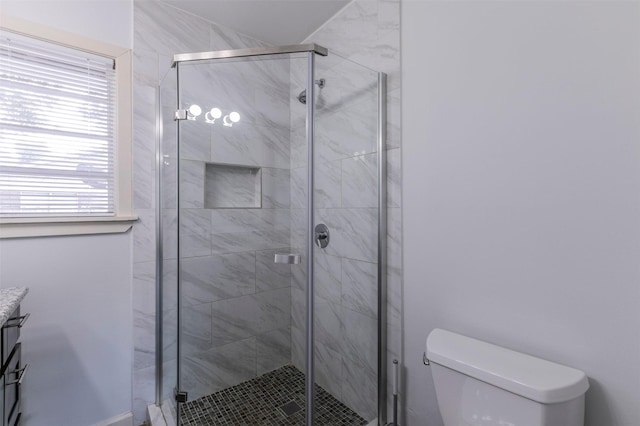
[204,162,262,208]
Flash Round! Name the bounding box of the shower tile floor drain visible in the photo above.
[179,364,368,425]
[280,401,302,417]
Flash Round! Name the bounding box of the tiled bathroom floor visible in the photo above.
[180,364,368,425]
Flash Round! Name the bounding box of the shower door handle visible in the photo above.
[274,253,301,265]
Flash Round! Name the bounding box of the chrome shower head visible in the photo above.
[296,78,325,105]
[297,89,307,104]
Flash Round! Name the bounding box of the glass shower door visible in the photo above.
[311,54,384,425]
[174,52,313,424]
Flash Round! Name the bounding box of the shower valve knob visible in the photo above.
[314,224,330,249]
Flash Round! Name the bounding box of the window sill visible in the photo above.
[0,216,138,239]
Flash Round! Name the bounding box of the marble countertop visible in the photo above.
[0,287,28,327]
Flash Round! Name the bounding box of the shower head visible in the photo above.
[296,78,325,105]
[297,90,307,104]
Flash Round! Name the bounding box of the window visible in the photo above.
[0,31,116,216]
[0,17,134,238]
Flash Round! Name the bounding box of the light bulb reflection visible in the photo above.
[223,112,241,127]
[188,104,240,127]
[205,107,222,123]
[187,104,202,120]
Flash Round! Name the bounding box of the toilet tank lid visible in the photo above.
[426,329,589,404]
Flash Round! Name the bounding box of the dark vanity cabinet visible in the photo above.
[1,306,28,426]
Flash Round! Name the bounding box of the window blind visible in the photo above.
[0,30,116,218]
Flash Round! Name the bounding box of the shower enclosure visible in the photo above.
[156,44,387,425]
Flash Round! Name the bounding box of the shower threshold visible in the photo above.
[180,364,368,425]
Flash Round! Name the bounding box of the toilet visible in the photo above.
[425,328,589,426]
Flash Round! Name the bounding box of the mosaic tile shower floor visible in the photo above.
[180,364,369,426]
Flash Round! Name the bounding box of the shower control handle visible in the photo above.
[316,234,328,245]
[314,224,330,249]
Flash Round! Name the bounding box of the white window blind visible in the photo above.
[0,30,116,218]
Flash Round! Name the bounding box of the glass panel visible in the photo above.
[158,65,178,418]
[313,53,381,424]
[176,53,311,424]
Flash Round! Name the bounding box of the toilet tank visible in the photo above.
[426,329,589,426]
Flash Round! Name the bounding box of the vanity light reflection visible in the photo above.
[205,107,222,123]
[186,104,202,120]
[223,111,240,127]
[188,104,240,126]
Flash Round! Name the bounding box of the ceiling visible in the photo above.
[158,0,351,46]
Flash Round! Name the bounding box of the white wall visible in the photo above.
[0,1,134,425]
[2,0,133,48]
[0,234,132,426]
[402,1,640,425]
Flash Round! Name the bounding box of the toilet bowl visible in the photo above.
[426,328,589,426]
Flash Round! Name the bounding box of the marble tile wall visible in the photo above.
[177,59,294,398]
[293,0,402,422]
[132,1,293,422]
[289,57,381,421]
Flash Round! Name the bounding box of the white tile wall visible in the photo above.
[133,1,294,422]
[302,0,402,421]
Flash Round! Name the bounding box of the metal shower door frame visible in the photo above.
[305,50,317,426]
